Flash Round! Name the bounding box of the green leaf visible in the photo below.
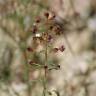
[30,63,44,70]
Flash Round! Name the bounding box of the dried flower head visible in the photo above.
[54,25,62,35]
[47,35,53,42]
[49,26,54,30]
[48,13,56,20]
[32,24,38,34]
[44,12,49,19]
[44,65,48,69]
[52,48,59,53]
[35,17,41,23]
[59,45,65,52]
[27,47,33,52]
[28,60,36,65]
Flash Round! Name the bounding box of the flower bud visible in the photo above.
[44,12,49,18]
[59,45,65,52]
[28,60,36,65]
[48,14,56,20]
[35,17,41,23]
[32,24,38,34]
[27,47,33,52]
[52,48,59,53]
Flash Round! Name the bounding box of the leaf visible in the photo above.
[30,63,44,70]
[48,63,60,70]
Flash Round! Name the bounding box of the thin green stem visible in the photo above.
[42,17,49,96]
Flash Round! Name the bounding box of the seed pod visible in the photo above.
[59,45,65,52]
[44,12,49,18]
[32,24,38,34]
[57,64,60,69]
[49,26,54,30]
[54,25,62,35]
[48,35,53,42]
[48,14,56,20]
[44,65,48,69]
[27,47,33,52]
[52,48,59,53]
[28,60,36,65]
[35,17,41,23]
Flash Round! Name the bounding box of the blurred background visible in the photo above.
[0,0,96,96]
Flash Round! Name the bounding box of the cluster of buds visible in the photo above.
[30,11,62,39]
[52,45,65,53]
[27,47,33,52]
[27,11,65,67]
[28,60,37,65]
[25,11,65,96]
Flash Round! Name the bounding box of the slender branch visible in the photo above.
[42,14,49,96]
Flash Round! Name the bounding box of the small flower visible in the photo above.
[48,13,56,20]
[49,26,54,30]
[54,25,62,35]
[48,35,53,42]
[32,24,38,34]
[52,45,65,53]
[44,65,48,69]
[27,47,33,52]
[44,12,49,18]
[28,60,36,65]
[57,64,60,69]
[35,17,41,23]
[59,45,65,52]
[52,48,59,53]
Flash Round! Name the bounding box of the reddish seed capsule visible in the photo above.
[49,26,53,30]
[59,45,65,52]
[48,35,53,42]
[35,17,41,23]
[52,14,56,18]
[48,14,56,20]
[32,25,37,34]
[53,48,59,53]
[55,26,62,35]
[28,60,35,65]
[27,47,33,52]
[57,64,60,68]
[44,65,48,69]
[44,12,49,18]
